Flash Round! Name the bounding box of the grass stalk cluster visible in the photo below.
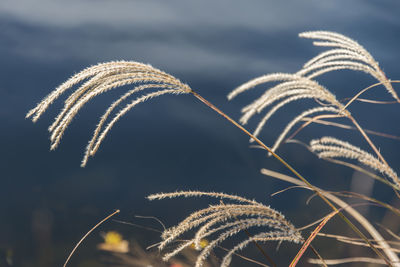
[28,31,399,266]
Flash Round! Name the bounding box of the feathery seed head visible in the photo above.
[310,137,399,188]
[299,31,398,101]
[147,191,302,267]
[26,61,192,166]
[228,70,345,152]
[228,31,397,153]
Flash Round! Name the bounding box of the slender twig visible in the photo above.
[329,191,400,217]
[347,115,388,166]
[134,215,167,231]
[341,80,400,111]
[341,98,398,105]
[219,199,277,267]
[289,80,399,180]
[243,229,277,267]
[113,219,271,267]
[377,223,400,242]
[287,138,400,191]
[347,115,400,201]
[217,245,270,267]
[309,245,328,267]
[290,210,338,267]
[112,219,163,233]
[341,80,400,172]
[64,209,120,267]
[286,113,345,141]
[324,158,399,190]
[299,118,400,141]
[317,232,400,247]
[309,257,387,265]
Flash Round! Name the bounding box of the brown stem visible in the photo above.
[286,113,345,142]
[64,209,120,267]
[347,115,388,165]
[299,118,400,141]
[262,168,400,266]
[189,90,392,266]
[244,229,277,267]
[309,245,328,267]
[220,199,277,267]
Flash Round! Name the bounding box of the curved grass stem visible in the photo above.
[261,168,400,267]
[64,209,120,267]
[190,90,394,266]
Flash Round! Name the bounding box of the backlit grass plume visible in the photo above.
[26,61,192,166]
[298,31,398,101]
[310,136,399,188]
[147,191,302,267]
[228,74,348,153]
[228,31,398,153]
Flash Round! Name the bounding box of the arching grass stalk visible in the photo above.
[285,80,400,191]
[287,138,400,191]
[189,89,393,266]
[64,209,120,267]
[261,168,400,267]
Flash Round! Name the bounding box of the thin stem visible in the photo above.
[341,80,400,111]
[348,115,400,203]
[261,168,400,266]
[309,245,328,267]
[290,210,338,267]
[287,139,399,191]
[341,98,398,105]
[324,158,399,190]
[348,115,388,166]
[347,113,400,209]
[190,90,392,266]
[331,191,400,217]
[244,229,277,267]
[341,80,399,165]
[344,81,400,197]
[63,209,120,267]
[219,199,277,267]
[300,118,400,141]
[286,113,345,142]
[216,245,270,267]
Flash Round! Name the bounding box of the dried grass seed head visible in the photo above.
[228,71,346,153]
[26,61,192,166]
[298,31,398,101]
[228,31,398,154]
[147,191,302,267]
[310,136,399,188]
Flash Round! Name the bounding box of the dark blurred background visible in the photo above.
[1,1,400,266]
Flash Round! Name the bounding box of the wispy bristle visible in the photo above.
[148,191,302,267]
[228,71,345,152]
[227,31,397,153]
[299,31,398,101]
[26,61,192,166]
[310,136,399,188]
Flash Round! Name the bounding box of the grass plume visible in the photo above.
[26,61,191,166]
[228,31,396,174]
[27,30,400,266]
[310,136,399,188]
[148,191,302,267]
[298,31,398,102]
